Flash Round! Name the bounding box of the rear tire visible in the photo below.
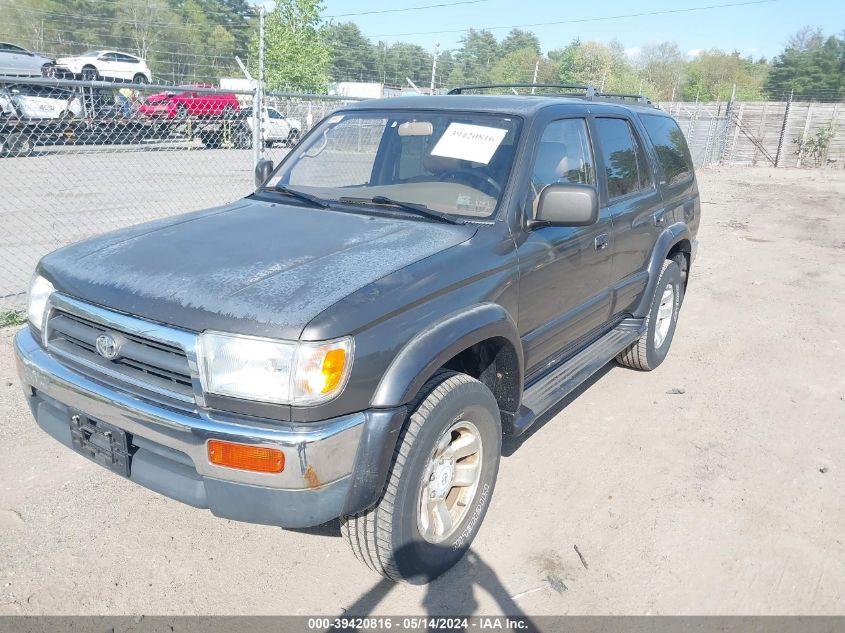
[342,370,501,584]
[81,66,98,81]
[616,259,682,371]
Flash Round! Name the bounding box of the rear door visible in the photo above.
[0,43,26,75]
[590,115,663,318]
[638,113,700,243]
[112,53,140,80]
[517,116,615,375]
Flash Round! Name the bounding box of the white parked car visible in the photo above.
[251,106,302,147]
[0,42,53,77]
[0,84,83,120]
[55,50,151,84]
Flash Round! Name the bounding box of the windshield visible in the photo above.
[81,50,102,57]
[267,110,522,219]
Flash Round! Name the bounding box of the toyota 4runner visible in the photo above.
[15,83,699,584]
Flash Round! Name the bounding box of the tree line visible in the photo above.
[322,22,843,101]
[0,0,255,85]
[2,0,843,101]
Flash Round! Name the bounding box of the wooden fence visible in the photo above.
[656,100,845,168]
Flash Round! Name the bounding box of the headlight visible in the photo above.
[27,273,54,332]
[198,332,353,406]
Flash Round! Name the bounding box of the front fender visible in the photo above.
[370,302,523,408]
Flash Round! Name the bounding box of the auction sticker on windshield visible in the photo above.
[431,123,508,164]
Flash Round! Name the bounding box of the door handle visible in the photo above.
[595,234,609,251]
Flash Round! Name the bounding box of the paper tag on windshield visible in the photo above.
[430,123,507,165]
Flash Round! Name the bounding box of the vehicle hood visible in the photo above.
[55,56,84,65]
[39,199,477,339]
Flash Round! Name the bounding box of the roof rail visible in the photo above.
[446,83,655,106]
[595,92,653,104]
[447,83,597,98]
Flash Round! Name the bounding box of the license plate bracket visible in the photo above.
[70,413,131,477]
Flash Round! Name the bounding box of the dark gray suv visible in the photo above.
[15,83,699,584]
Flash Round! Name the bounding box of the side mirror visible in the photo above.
[531,183,599,228]
[254,159,274,188]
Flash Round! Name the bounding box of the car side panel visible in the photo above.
[298,225,521,423]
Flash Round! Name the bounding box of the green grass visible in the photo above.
[0,310,26,328]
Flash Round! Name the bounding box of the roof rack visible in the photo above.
[447,83,597,97]
[446,83,653,106]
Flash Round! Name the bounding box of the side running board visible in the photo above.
[511,318,645,436]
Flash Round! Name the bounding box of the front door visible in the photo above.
[517,117,615,377]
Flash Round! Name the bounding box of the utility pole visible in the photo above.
[430,42,439,95]
[531,59,539,94]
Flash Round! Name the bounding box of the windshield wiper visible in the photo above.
[337,195,464,225]
[258,185,330,209]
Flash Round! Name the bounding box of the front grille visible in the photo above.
[46,308,195,404]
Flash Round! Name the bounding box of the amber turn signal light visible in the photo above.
[207,440,285,473]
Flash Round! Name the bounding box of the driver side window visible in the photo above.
[530,118,595,212]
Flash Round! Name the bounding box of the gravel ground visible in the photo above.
[0,166,843,616]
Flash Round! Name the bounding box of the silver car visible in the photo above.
[0,42,53,77]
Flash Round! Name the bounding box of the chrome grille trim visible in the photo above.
[44,293,203,408]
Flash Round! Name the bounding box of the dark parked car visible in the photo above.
[16,84,699,584]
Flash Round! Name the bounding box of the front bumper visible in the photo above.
[15,328,403,527]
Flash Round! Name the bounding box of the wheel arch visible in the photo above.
[370,303,523,421]
[633,222,692,318]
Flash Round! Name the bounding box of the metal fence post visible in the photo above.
[797,102,814,168]
[718,84,736,164]
[775,89,793,168]
[252,6,265,168]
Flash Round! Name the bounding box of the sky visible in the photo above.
[314,0,845,59]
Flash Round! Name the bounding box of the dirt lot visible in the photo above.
[0,166,843,616]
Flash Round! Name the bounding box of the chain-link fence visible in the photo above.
[3,75,844,313]
[0,76,358,311]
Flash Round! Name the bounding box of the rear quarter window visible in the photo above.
[640,114,694,185]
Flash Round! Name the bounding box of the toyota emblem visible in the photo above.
[95,333,120,360]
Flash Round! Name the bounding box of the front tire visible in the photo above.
[342,371,501,584]
[284,128,300,147]
[616,259,683,371]
[132,73,148,85]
